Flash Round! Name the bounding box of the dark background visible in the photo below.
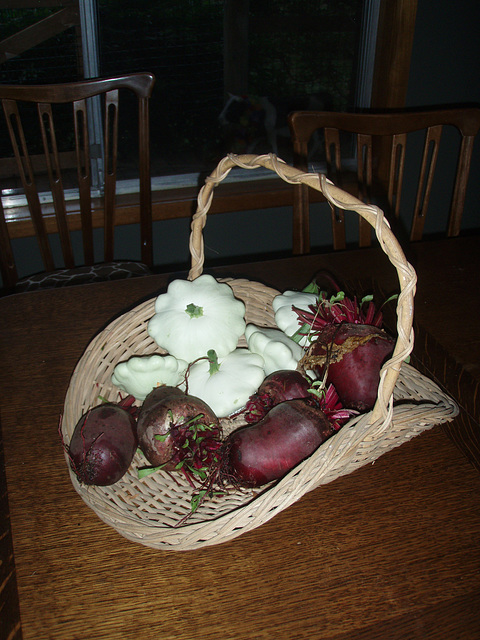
[2,0,479,280]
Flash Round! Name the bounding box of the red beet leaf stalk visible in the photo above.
[293,291,384,343]
[307,381,357,431]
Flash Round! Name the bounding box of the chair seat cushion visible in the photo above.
[15,261,152,293]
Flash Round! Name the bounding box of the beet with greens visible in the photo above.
[136,386,222,484]
[304,322,394,411]
[296,287,395,411]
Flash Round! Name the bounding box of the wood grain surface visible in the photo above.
[1,235,479,640]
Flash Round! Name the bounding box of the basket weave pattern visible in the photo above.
[62,154,458,550]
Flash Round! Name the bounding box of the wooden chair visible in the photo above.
[0,72,155,294]
[288,108,480,253]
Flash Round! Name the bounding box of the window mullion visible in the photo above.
[79,0,104,192]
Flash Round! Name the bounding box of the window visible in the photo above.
[0,0,378,200]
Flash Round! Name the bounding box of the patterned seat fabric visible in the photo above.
[15,261,152,293]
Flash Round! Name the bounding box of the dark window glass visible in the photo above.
[1,0,365,186]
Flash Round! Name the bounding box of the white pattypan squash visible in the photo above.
[272,290,318,347]
[186,349,265,418]
[112,354,187,401]
[245,324,304,375]
[148,274,246,362]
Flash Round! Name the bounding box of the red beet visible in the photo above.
[224,398,334,488]
[244,369,311,423]
[303,323,395,411]
[137,387,221,482]
[67,402,137,486]
[140,385,185,413]
[257,369,311,403]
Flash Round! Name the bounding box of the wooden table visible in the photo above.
[1,235,480,640]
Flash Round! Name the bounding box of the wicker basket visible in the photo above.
[62,153,458,550]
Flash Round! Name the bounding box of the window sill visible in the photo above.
[4,176,327,239]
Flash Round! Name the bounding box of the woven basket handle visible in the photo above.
[188,153,417,423]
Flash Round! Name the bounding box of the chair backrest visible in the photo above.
[0,72,155,290]
[288,108,480,253]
